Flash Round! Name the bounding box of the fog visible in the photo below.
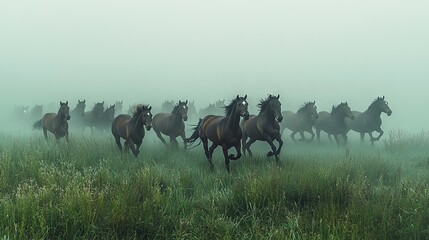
[1,0,428,134]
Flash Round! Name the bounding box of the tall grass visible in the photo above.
[0,132,428,239]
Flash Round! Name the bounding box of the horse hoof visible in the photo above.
[267,151,274,157]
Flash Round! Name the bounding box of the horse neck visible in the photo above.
[332,111,347,125]
[366,106,382,117]
[225,106,241,130]
[170,111,183,124]
[129,113,144,134]
[259,108,276,123]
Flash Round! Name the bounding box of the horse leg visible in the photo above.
[229,143,242,160]
[263,134,278,160]
[308,129,315,143]
[245,138,256,157]
[375,128,384,141]
[274,133,283,156]
[368,132,376,145]
[114,135,122,152]
[65,130,69,142]
[221,145,231,173]
[154,129,168,146]
[124,140,130,153]
[342,133,348,146]
[241,133,248,156]
[127,139,139,157]
[180,132,187,150]
[170,136,179,150]
[43,127,48,142]
[290,131,298,142]
[202,137,210,159]
[299,132,306,142]
[207,142,218,170]
[316,128,321,144]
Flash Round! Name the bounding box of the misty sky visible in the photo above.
[1,1,428,131]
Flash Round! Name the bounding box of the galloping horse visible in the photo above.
[152,100,188,149]
[97,104,115,132]
[315,102,354,146]
[111,104,153,157]
[33,101,71,142]
[82,102,104,132]
[186,95,249,172]
[70,100,86,127]
[241,95,283,160]
[281,101,318,142]
[346,96,392,144]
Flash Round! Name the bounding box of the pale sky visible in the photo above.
[1,0,428,131]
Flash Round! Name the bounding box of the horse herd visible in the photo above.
[28,95,392,172]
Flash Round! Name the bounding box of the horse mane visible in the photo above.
[255,95,273,112]
[331,102,347,116]
[297,101,314,114]
[368,96,384,110]
[132,104,151,118]
[224,97,240,116]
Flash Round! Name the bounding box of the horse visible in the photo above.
[241,94,283,160]
[33,101,71,142]
[96,104,115,132]
[111,104,153,157]
[70,100,86,127]
[346,96,392,144]
[315,102,354,146]
[152,100,188,149]
[82,101,104,132]
[186,95,249,172]
[281,101,318,143]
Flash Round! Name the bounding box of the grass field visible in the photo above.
[0,130,428,239]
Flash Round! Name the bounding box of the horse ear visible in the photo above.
[382,96,385,100]
[277,94,280,99]
[185,100,188,104]
[66,101,68,105]
[83,100,86,103]
[244,95,247,100]
[236,95,239,100]
[148,106,152,111]
[60,101,63,105]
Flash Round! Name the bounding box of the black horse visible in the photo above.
[33,101,71,142]
[281,101,318,143]
[241,95,283,160]
[315,102,354,146]
[186,95,249,172]
[111,105,153,157]
[346,96,392,144]
[152,100,188,149]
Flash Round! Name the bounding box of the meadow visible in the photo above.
[0,130,428,239]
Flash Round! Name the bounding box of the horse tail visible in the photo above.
[33,119,43,130]
[185,118,202,147]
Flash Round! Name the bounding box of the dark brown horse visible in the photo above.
[281,101,319,143]
[315,102,354,146]
[111,104,153,157]
[346,96,392,144]
[33,101,71,142]
[241,95,283,160]
[70,100,86,128]
[82,101,104,132]
[96,104,115,132]
[186,95,249,172]
[152,100,188,149]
